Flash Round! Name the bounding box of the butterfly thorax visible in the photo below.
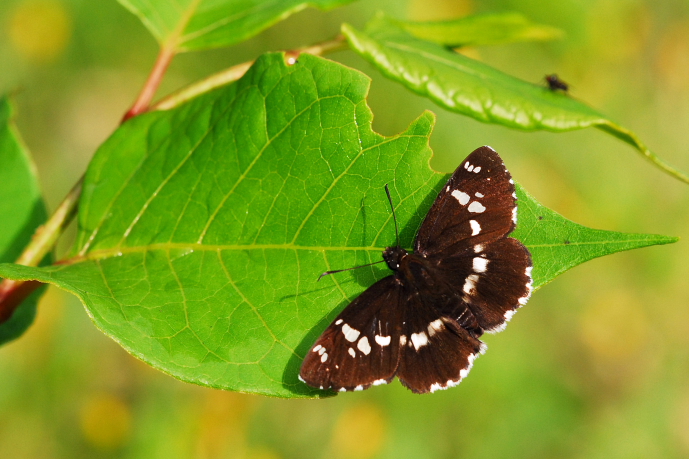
[382,246,408,271]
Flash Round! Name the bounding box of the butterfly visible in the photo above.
[299,146,533,393]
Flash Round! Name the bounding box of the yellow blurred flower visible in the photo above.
[580,289,649,361]
[8,0,72,63]
[329,403,387,459]
[79,392,132,450]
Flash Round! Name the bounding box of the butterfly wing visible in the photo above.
[394,274,486,393]
[299,276,403,392]
[415,146,518,257]
[436,238,532,333]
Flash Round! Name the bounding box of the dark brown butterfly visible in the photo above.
[299,146,533,393]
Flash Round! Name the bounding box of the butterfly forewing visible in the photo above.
[299,277,402,391]
[415,146,517,257]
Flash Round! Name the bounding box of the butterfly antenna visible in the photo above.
[318,185,397,281]
[318,260,385,281]
[384,184,401,248]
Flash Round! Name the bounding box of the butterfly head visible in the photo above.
[383,246,408,271]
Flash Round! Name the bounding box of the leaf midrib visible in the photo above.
[65,236,672,265]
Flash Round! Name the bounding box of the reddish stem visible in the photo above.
[0,280,42,323]
[0,178,82,324]
[122,45,176,122]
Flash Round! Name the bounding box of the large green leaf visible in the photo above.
[0,54,675,396]
[342,16,689,184]
[0,96,48,345]
[398,12,563,47]
[117,0,356,52]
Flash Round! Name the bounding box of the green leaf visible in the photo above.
[0,96,48,346]
[117,0,356,52]
[342,16,689,185]
[397,12,563,47]
[512,184,677,290]
[0,54,675,396]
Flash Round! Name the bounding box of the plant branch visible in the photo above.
[122,45,176,122]
[152,35,349,112]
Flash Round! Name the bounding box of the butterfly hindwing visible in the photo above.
[395,279,486,393]
[436,238,533,333]
[299,276,402,392]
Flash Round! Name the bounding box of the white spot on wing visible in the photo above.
[321,353,328,362]
[473,257,489,273]
[427,319,444,336]
[463,274,479,294]
[475,192,484,198]
[313,345,322,353]
[464,161,470,170]
[512,206,517,224]
[474,244,484,253]
[470,220,481,236]
[318,347,326,355]
[375,335,391,346]
[357,336,371,355]
[467,164,474,172]
[354,385,364,391]
[339,387,347,392]
[399,335,407,346]
[335,319,343,325]
[348,347,356,358]
[373,379,388,386]
[468,201,486,213]
[451,190,470,205]
[410,332,429,350]
[342,323,360,342]
[474,166,481,173]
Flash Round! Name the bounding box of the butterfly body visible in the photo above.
[299,147,533,394]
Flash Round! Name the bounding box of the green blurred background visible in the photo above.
[2,0,689,457]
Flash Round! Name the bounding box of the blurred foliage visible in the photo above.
[1,0,689,458]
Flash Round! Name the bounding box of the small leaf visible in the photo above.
[117,0,356,52]
[0,96,48,346]
[397,12,563,47]
[341,16,689,184]
[0,54,675,396]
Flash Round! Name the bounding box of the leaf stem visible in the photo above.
[122,45,176,122]
[152,35,349,112]
[597,123,689,185]
[0,177,83,322]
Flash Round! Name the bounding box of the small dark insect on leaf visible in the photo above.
[299,146,533,394]
[545,74,569,92]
